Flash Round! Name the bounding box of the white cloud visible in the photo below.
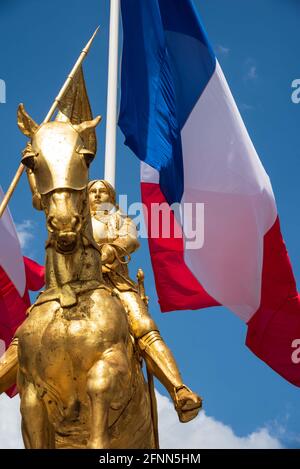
[157,391,283,449]
[216,45,230,56]
[244,59,258,81]
[0,390,284,449]
[0,395,23,449]
[240,103,255,112]
[15,219,34,250]
[247,65,257,80]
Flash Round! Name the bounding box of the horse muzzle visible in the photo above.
[56,232,78,254]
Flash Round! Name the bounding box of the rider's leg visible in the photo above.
[86,342,130,448]
[118,292,202,422]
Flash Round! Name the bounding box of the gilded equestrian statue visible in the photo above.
[0,45,201,448]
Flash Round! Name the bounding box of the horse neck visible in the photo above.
[45,214,103,290]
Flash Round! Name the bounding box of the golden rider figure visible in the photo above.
[88,179,202,422]
[0,174,202,425]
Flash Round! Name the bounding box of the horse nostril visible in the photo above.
[47,215,81,233]
[57,232,77,252]
[72,215,81,232]
[47,216,57,233]
[60,233,75,244]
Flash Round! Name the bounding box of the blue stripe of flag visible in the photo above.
[119,0,216,204]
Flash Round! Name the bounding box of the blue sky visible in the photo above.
[0,0,299,448]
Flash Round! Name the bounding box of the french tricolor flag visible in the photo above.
[0,187,45,395]
[119,0,300,386]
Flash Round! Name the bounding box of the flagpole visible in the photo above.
[104,0,120,188]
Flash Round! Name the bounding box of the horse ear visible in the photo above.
[72,115,102,134]
[17,103,39,138]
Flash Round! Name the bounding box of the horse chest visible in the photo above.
[46,316,107,375]
[45,314,102,356]
[19,303,105,378]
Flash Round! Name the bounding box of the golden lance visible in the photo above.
[0,26,100,219]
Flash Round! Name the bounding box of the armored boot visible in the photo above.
[117,290,202,422]
[138,330,202,422]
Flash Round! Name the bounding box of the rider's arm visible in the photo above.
[113,215,140,255]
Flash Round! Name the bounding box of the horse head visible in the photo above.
[18,104,101,254]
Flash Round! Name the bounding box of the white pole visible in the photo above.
[104,0,120,188]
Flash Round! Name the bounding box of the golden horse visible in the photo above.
[11,105,156,449]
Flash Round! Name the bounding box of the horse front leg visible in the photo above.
[0,339,18,394]
[86,343,130,449]
[20,381,53,449]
